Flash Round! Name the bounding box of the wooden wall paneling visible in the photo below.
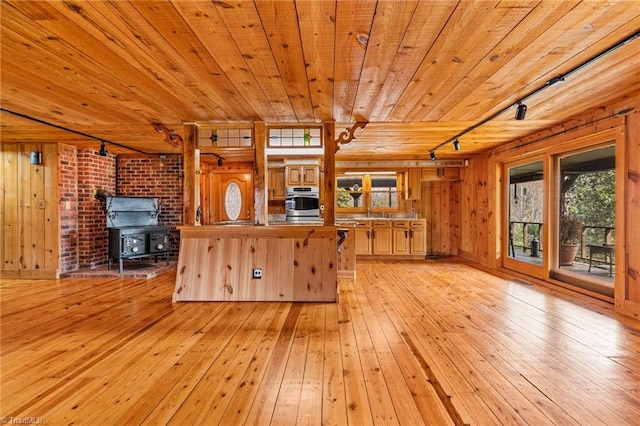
[19,144,31,269]
[449,180,461,256]
[1,144,19,270]
[1,143,59,277]
[622,110,640,313]
[458,155,491,264]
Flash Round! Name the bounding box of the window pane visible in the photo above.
[507,161,543,264]
[371,191,399,208]
[337,176,363,208]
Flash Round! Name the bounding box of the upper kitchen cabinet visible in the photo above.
[287,164,319,186]
[268,167,286,200]
[406,168,421,200]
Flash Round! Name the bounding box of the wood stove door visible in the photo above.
[201,172,254,224]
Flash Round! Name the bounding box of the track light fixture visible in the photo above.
[429,150,437,161]
[515,102,527,120]
[99,141,108,156]
[453,138,461,151]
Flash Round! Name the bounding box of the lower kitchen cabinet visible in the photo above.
[355,222,372,255]
[354,219,426,257]
[372,221,392,255]
[408,220,426,255]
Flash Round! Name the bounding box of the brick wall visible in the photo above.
[77,149,116,268]
[59,145,79,273]
[116,155,183,259]
[57,149,182,271]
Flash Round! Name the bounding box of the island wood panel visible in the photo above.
[173,226,338,302]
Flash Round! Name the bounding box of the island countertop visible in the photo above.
[173,224,339,302]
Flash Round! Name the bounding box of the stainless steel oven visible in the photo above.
[285,186,320,220]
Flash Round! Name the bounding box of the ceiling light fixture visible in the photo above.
[453,138,461,151]
[99,141,108,156]
[515,102,527,120]
[429,151,437,161]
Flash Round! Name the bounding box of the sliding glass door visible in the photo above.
[551,145,616,296]
[503,159,546,277]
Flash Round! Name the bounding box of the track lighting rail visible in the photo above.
[428,30,640,157]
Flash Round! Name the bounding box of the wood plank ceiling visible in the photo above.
[1,1,639,161]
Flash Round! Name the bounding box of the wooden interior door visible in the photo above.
[215,173,254,223]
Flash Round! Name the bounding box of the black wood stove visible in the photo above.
[106,196,170,274]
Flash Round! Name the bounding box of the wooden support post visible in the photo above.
[183,124,198,225]
[324,121,336,225]
[254,121,268,225]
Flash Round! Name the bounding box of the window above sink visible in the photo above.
[337,172,402,214]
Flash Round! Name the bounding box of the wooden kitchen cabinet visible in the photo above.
[392,220,426,255]
[355,219,425,257]
[268,167,286,200]
[287,165,319,186]
[409,220,426,255]
[392,221,411,254]
[406,168,422,200]
[421,167,459,181]
[354,222,372,255]
[372,221,392,255]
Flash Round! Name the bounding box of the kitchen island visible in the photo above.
[173,224,339,302]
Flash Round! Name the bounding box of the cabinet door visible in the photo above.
[355,224,372,255]
[393,227,410,254]
[269,168,286,200]
[372,222,393,255]
[409,220,426,254]
[406,168,421,200]
[302,166,319,185]
[287,166,303,186]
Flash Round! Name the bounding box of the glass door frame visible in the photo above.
[549,139,619,296]
[502,155,549,279]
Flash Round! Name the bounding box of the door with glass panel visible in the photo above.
[504,159,546,277]
[552,145,615,297]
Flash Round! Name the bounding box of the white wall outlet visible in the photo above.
[252,268,262,279]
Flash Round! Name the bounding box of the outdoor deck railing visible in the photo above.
[509,221,615,264]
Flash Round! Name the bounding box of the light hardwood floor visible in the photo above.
[2,259,640,425]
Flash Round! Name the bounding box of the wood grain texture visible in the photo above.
[173,225,338,302]
[2,1,639,159]
[1,142,60,278]
[3,259,640,424]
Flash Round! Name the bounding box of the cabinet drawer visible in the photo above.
[410,220,426,229]
[373,221,391,228]
[393,221,410,228]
